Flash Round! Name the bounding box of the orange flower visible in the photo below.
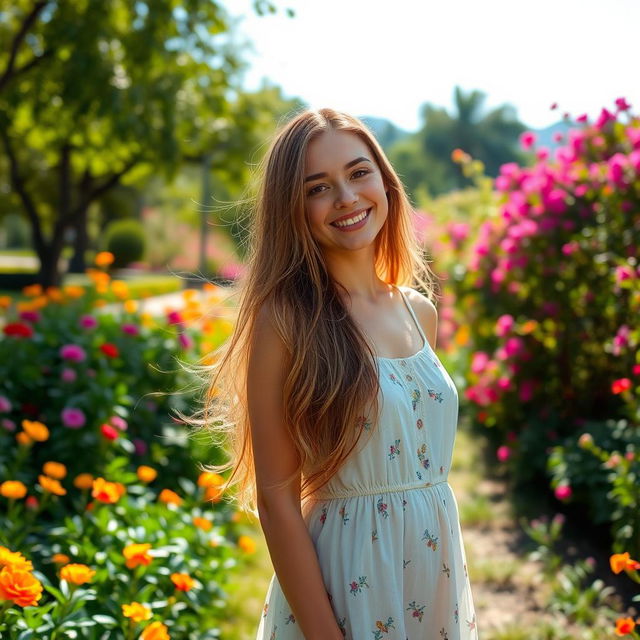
[51,553,71,565]
[16,431,32,446]
[43,461,67,479]
[74,473,94,490]
[204,485,224,503]
[46,287,64,302]
[192,517,212,531]
[1,481,28,499]
[111,280,129,299]
[95,251,115,267]
[158,489,182,506]
[21,420,49,442]
[170,572,195,591]
[63,285,85,299]
[92,477,122,503]
[0,547,34,572]
[137,466,157,483]
[237,535,256,554]
[141,621,170,640]
[197,472,225,488]
[0,565,43,607]
[22,284,43,297]
[122,543,153,569]
[38,474,66,496]
[60,563,96,585]
[124,299,138,313]
[610,552,640,574]
[122,601,152,622]
[615,617,636,636]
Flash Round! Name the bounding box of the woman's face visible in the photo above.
[303,129,388,254]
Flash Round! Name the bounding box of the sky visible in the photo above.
[229,0,640,133]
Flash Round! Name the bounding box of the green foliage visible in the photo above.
[104,219,146,268]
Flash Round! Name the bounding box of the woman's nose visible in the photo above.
[334,182,357,208]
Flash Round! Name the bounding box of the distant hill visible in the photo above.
[529,119,575,151]
[360,116,411,150]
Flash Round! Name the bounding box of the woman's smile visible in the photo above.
[330,207,371,231]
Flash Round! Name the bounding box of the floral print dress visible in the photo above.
[255,286,479,640]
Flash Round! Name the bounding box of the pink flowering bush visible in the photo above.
[448,98,640,554]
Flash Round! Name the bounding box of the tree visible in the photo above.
[0,0,288,286]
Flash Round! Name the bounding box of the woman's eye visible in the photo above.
[307,184,326,196]
[352,168,370,179]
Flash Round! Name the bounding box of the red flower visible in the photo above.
[3,322,34,338]
[99,343,119,358]
[612,378,632,394]
[100,424,119,440]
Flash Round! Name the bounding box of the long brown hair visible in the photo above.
[187,108,440,518]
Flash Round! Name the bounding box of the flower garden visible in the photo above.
[1,98,639,638]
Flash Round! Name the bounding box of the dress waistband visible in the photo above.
[313,478,449,500]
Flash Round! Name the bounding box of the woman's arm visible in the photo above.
[247,306,344,640]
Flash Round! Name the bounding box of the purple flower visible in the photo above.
[61,368,77,383]
[0,396,11,413]
[2,418,16,432]
[19,310,41,323]
[121,323,139,336]
[79,314,98,330]
[60,344,87,362]
[133,438,148,456]
[61,407,86,429]
[178,332,193,349]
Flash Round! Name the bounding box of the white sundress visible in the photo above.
[255,286,479,640]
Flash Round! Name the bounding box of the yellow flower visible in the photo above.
[158,489,182,506]
[43,461,67,479]
[60,563,96,585]
[95,251,115,267]
[51,553,71,565]
[237,535,256,554]
[38,475,66,496]
[122,543,153,569]
[122,601,152,622]
[192,517,212,531]
[74,473,94,490]
[610,552,640,574]
[21,420,49,442]
[111,280,129,299]
[197,472,225,488]
[136,466,157,483]
[0,547,34,572]
[124,299,138,313]
[1,481,28,499]
[91,477,122,503]
[170,572,195,591]
[140,621,170,640]
[22,284,43,297]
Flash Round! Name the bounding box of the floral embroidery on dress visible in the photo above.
[403,559,411,569]
[402,498,407,512]
[372,529,378,542]
[454,602,459,623]
[377,496,389,518]
[406,600,426,622]
[410,388,421,410]
[337,617,347,637]
[372,617,395,639]
[388,439,401,460]
[416,418,423,430]
[319,506,327,526]
[422,528,439,551]
[417,443,430,470]
[269,626,277,640]
[464,562,468,577]
[389,373,403,388]
[440,627,449,639]
[285,613,295,624]
[356,415,372,431]
[466,613,476,630]
[427,388,444,403]
[442,562,450,578]
[405,374,413,381]
[339,505,349,525]
[349,576,369,595]
[262,603,269,618]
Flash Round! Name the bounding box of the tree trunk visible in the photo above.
[67,207,88,273]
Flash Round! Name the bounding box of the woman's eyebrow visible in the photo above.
[304,156,371,183]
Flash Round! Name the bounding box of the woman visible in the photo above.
[196,108,478,639]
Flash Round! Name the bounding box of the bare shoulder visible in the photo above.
[398,286,438,350]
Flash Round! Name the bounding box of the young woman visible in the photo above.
[196,108,478,640]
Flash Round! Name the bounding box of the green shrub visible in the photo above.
[105,220,146,268]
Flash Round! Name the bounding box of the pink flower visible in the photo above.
[61,407,86,429]
[552,132,564,143]
[61,368,77,383]
[110,416,128,431]
[578,433,594,448]
[133,438,148,456]
[615,97,631,111]
[121,323,139,336]
[612,378,632,394]
[605,453,622,469]
[178,332,193,349]
[497,445,511,462]
[470,351,490,374]
[615,265,635,284]
[519,131,537,151]
[166,310,183,326]
[595,107,615,129]
[19,310,41,323]
[576,113,588,123]
[100,423,119,440]
[79,314,98,329]
[554,485,572,501]
[495,314,514,337]
[518,380,536,402]
[633,364,640,376]
[550,102,558,110]
[0,396,11,413]
[59,344,87,362]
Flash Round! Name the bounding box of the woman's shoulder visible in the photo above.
[397,286,438,349]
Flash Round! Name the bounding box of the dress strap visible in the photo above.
[392,284,428,349]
